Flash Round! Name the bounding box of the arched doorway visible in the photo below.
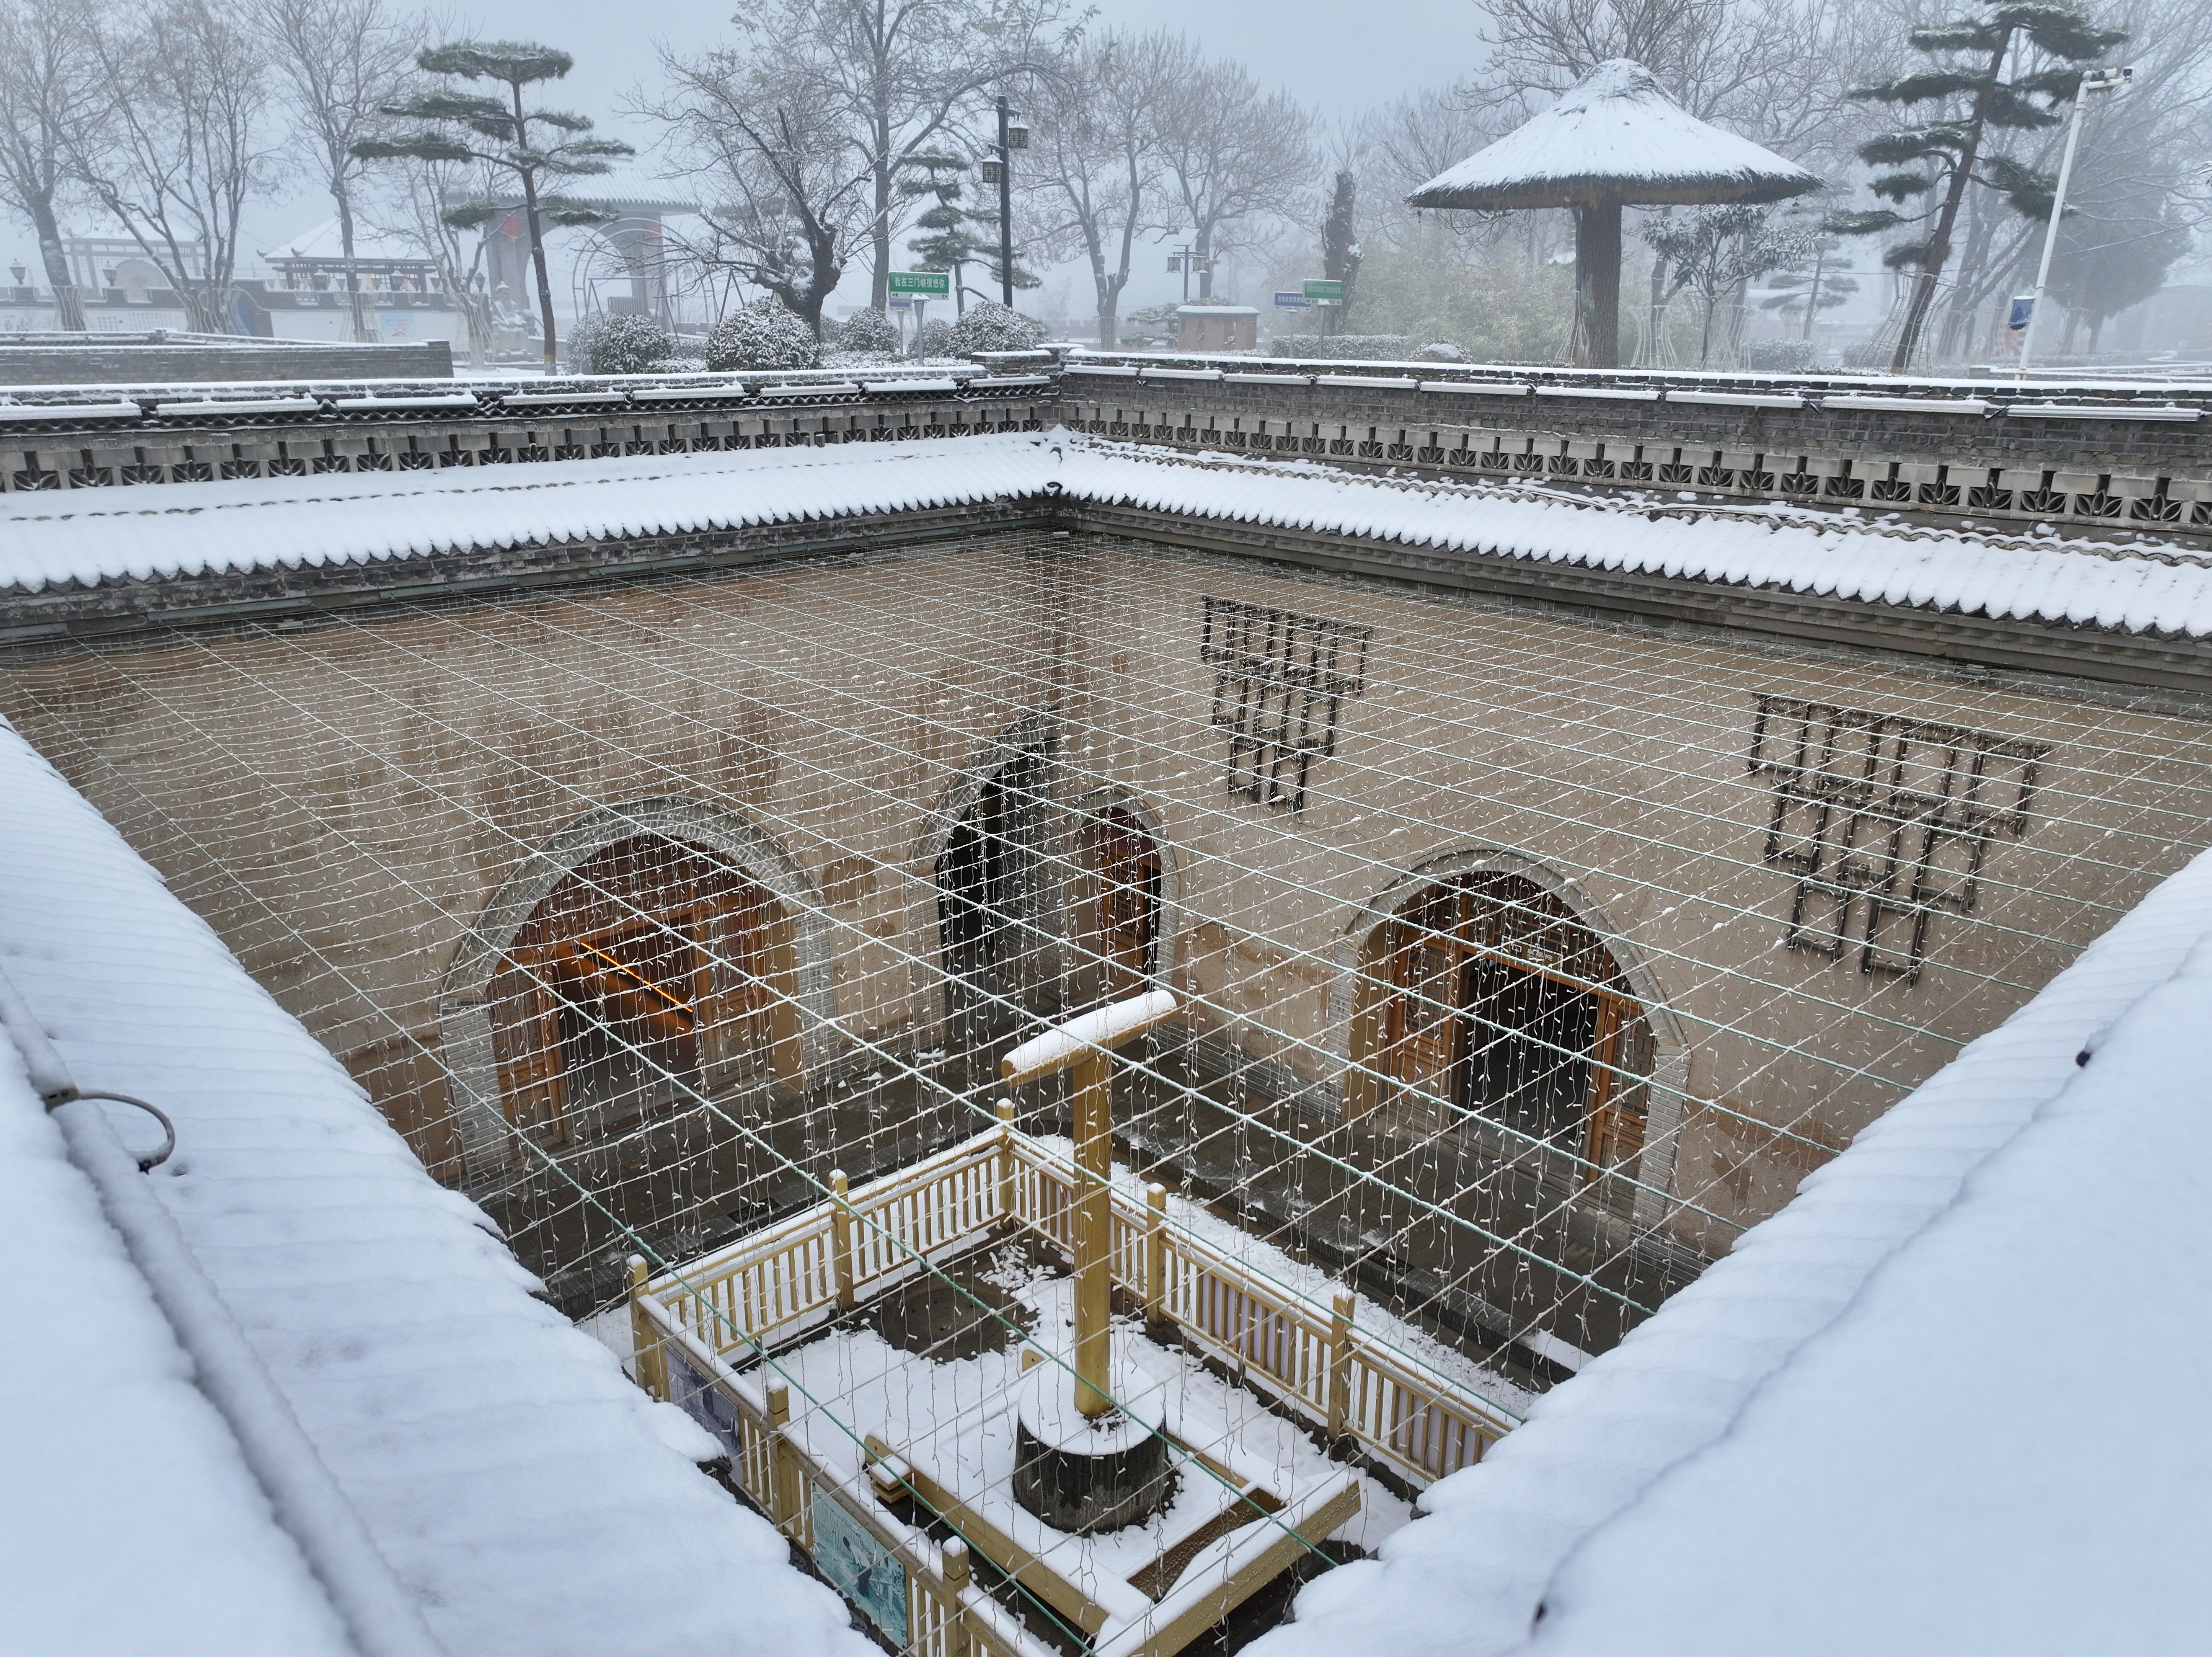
[937,747,1052,1043]
[486,832,796,1145]
[1357,872,1653,1178]
[1078,805,1163,1000]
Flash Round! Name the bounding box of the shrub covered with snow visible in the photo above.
[836,307,901,355]
[704,298,820,371]
[909,317,955,360]
[949,300,1047,356]
[1740,338,1816,373]
[567,311,676,375]
[1267,333,1415,361]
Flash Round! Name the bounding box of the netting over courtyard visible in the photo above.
[5,523,2209,1652]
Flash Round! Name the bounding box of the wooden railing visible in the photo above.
[634,1291,1049,1657]
[641,1118,1519,1493]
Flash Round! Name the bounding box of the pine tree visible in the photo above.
[355,41,633,373]
[1838,5,2125,372]
[899,152,989,313]
[1761,227,1861,341]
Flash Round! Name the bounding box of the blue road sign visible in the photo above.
[1273,291,1310,309]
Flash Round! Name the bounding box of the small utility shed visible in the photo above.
[1408,59,1818,369]
[1254,845,2212,1657]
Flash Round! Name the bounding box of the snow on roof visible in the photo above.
[262,218,439,266]
[0,1041,357,1657]
[1408,60,1822,209]
[1255,844,2212,1657]
[0,720,867,1657]
[8,431,2201,640]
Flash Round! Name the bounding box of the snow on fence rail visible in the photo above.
[637,1116,1517,1493]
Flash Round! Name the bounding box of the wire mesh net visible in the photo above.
[5,523,2207,1652]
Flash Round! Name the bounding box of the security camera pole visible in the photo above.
[1000,989,1178,1416]
[2017,66,2132,381]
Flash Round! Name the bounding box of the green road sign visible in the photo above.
[1302,279,1344,303]
[888,271,951,296]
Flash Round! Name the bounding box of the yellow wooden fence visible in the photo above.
[641,1117,1518,1492]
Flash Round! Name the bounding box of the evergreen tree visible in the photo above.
[1761,226,1861,341]
[355,41,633,373]
[1839,5,2125,372]
[898,151,988,311]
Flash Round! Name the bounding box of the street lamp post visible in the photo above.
[2016,65,2131,381]
[987,98,1027,308]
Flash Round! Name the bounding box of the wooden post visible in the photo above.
[1000,990,1179,1422]
[1070,1047,1114,1417]
[1143,1182,1169,1329]
[942,1536,974,1657]
[995,1098,1016,1227]
[768,1381,803,1536]
[829,1168,855,1310]
[628,1253,668,1401]
[1326,1289,1356,1442]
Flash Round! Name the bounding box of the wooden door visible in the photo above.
[1090,808,1163,996]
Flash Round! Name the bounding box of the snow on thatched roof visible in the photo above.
[1408,60,1821,210]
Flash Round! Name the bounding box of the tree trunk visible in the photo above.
[512,85,559,373]
[29,195,85,331]
[337,183,371,344]
[1572,196,1623,369]
[1890,28,2013,372]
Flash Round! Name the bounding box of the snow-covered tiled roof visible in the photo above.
[1408,60,1822,209]
[1254,844,2212,1657]
[0,722,866,1657]
[2,430,2208,640]
[0,1040,359,1657]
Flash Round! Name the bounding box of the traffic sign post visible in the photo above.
[1272,291,1310,309]
[888,271,952,298]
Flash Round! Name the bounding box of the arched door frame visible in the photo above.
[1325,845,1690,1231]
[1063,786,1183,995]
[905,709,1063,1039]
[438,797,834,1189]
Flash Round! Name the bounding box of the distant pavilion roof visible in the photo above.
[1408,60,1821,210]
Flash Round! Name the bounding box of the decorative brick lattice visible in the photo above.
[1748,694,2049,981]
[1199,596,1370,812]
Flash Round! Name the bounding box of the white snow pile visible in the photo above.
[1,431,2206,640]
[1255,844,2212,1657]
[0,718,868,1657]
[1409,60,1821,208]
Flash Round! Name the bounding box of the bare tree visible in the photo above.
[1024,29,1186,347]
[255,0,418,341]
[1156,56,1314,299]
[719,0,1067,311]
[363,154,496,361]
[0,0,108,329]
[644,40,870,336]
[71,0,278,333]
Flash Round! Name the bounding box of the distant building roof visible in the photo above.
[263,219,439,266]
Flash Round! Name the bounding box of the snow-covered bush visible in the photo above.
[1267,334,1414,361]
[567,312,675,375]
[704,298,820,371]
[1739,338,1815,373]
[1416,340,1466,363]
[837,307,901,355]
[949,299,1047,356]
[909,317,955,359]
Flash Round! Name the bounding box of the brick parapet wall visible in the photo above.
[5,352,2211,539]
[0,338,452,386]
[0,372,1051,492]
[1059,358,2212,539]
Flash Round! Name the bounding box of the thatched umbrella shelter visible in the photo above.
[1409,61,1819,369]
